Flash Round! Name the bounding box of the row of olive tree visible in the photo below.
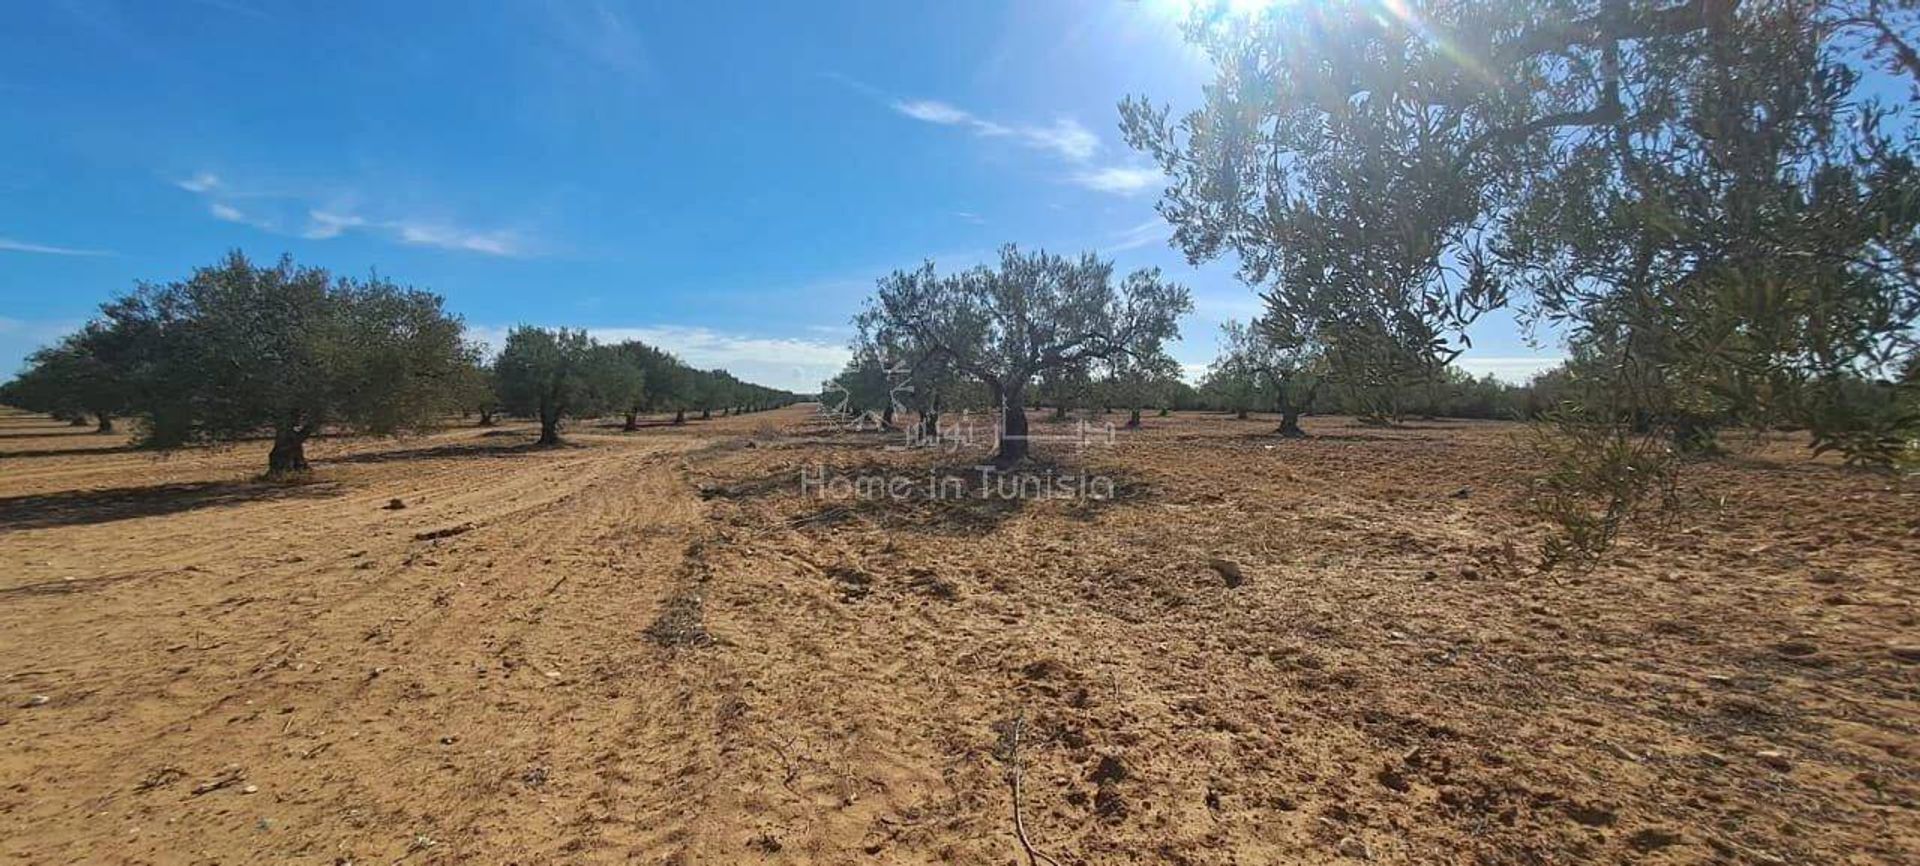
[0,252,797,474]
[488,327,791,446]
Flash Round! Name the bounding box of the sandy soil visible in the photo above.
[0,405,1914,864]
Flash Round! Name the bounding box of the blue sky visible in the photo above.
[0,0,1565,392]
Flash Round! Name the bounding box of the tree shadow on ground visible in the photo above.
[0,444,145,460]
[1216,430,1315,442]
[1307,432,1430,443]
[0,480,341,532]
[750,437,889,452]
[591,419,694,430]
[1358,420,1478,430]
[0,429,103,439]
[1168,430,1346,444]
[325,438,558,465]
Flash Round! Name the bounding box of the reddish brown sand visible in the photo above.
[0,405,1913,864]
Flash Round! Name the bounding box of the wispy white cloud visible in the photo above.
[894,99,979,127]
[878,91,1160,198]
[542,0,651,81]
[302,209,366,240]
[175,172,221,193]
[1073,166,1161,195]
[841,78,1153,197]
[391,220,525,256]
[890,98,1098,162]
[0,237,112,257]
[207,201,285,233]
[1019,119,1099,162]
[173,172,533,257]
[953,211,987,225]
[470,323,847,393]
[1101,218,1167,254]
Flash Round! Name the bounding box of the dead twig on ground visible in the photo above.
[999,709,1062,866]
[765,736,805,800]
[188,765,245,796]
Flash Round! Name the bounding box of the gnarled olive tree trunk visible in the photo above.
[267,420,312,476]
[537,400,562,446]
[995,384,1030,464]
[1275,378,1321,438]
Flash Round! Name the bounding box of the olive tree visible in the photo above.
[494,327,604,446]
[0,356,88,425]
[1020,360,1085,421]
[862,246,1191,463]
[1121,1,1514,420]
[6,331,125,432]
[854,304,969,440]
[1103,346,1183,429]
[593,344,648,431]
[1125,0,1920,561]
[826,350,898,428]
[691,369,743,420]
[608,340,689,424]
[449,357,501,426]
[1212,319,1326,437]
[74,252,470,475]
[648,359,693,424]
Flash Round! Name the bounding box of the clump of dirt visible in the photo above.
[1207,557,1245,587]
[906,567,959,600]
[643,591,711,647]
[645,543,721,648]
[1086,752,1132,822]
[826,564,873,602]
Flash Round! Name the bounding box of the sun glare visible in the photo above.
[1142,0,1285,24]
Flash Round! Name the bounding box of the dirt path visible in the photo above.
[0,411,758,862]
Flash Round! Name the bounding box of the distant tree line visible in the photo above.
[0,251,799,475]
[488,325,793,446]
